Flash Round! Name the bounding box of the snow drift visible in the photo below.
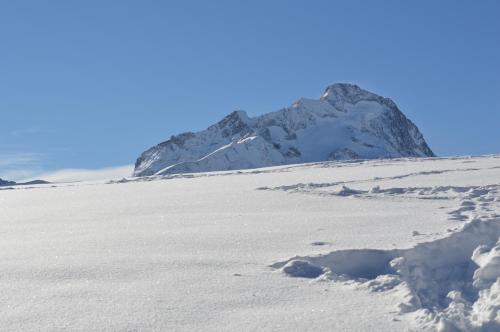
[272,178,500,331]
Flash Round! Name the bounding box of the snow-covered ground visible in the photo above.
[1,155,499,331]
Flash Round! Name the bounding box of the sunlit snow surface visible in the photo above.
[1,156,500,331]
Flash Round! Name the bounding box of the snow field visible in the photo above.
[1,155,499,331]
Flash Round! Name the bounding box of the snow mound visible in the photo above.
[279,260,325,278]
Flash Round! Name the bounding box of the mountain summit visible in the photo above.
[134,83,434,176]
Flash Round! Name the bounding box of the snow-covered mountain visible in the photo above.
[134,83,434,177]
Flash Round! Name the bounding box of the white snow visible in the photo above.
[21,164,134,183]
[1,155,499,331]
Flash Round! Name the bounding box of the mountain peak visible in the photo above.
[323,82,361,94]
[224,110,251,123]
[321,83,378,106]
[320,83,401,112]
[214,110,253,137]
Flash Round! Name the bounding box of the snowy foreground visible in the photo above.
[1,156,500,331]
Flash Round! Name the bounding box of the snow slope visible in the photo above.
[1,155,499,331]
[134,83,434,176]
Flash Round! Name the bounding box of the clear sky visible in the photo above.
[1,0,499,180]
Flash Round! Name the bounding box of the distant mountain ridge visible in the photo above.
[0,178,16,186]
[0,178,49,187]
[134,83,434,176]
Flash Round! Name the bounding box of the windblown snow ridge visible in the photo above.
[272,183,500,331]
[134,83,434,176]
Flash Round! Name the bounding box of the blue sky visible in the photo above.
[1,0,499,180]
